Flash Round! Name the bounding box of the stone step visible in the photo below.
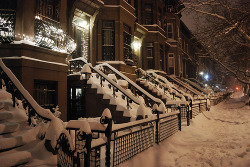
[0,126,39,152]
[0,111,13,121]
[0,122,20,135]
[0,150,31,166]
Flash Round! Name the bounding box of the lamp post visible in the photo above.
[80,64,91,117]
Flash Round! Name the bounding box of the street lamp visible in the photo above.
[204,74,209,81]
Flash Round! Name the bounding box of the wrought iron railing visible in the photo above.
[136,69,184,100]
[110,110,180,166]
[98,63,163,108]
[60,109,181,167]
[136,69,192,124]
[167,75,203,96]
[0,58,69,157]
[0,9,16,43]
[69,57,141,110]
[184,78,209,95]
[34,15,76,53]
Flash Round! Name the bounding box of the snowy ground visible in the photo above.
[119,92,250,167]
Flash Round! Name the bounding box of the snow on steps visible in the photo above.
[0,122,20,134]
[0,90,56,166]
[87,73,152,122]
[0,151,32,166]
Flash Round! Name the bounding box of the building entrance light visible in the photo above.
[199,71,204,75]
[132,41,141,50]
[78,20,89,29]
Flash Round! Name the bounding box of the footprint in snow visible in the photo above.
[237,152,247,158]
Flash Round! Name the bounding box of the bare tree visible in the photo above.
[181,0,250,84]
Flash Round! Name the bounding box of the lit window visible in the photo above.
[168,53,175,74]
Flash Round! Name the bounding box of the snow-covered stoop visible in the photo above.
[0,90,57,166]
[86,73,153,123]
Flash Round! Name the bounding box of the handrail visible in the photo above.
[184,78,209,94]
[0,59,55,120]
[100,63,162,104]
[167,75,203,96]
[0,58,64,151]
[137,68,186,99]
[69,57,141,106]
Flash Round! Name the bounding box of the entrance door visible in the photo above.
[69,87,85,120]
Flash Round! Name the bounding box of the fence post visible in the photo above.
[155,110,160,144]
[186,106,190,126]
[178,111,181,131]
[190,101,192,119]
[84,134,92,167]
[199,102,201,113]
[105,118,112,167]
[101,108,113,167]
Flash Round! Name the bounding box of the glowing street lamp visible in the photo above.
[204,74,209,81]
[199,71,204,76]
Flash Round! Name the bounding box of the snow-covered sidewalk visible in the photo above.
[119,92,250,167]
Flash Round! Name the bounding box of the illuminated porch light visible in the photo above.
[132,41,141,50]
[77,20,89,29]
[199,71,204,75]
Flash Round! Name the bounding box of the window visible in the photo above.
[147,42,154,69]
[160,45,164,70]
[33,80,57,109]
[0,0,16,9]
[36,0,60,21]
[123,24,132,60]
[158,8,162,27]
[102,20,115,60]
[167,23,174,39]
[145,4,153,25]
[168,53,175,75]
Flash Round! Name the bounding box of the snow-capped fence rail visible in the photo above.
[62,109,181,167]
[191,99,208,117]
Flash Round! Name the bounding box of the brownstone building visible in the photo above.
[0,0,209,121]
